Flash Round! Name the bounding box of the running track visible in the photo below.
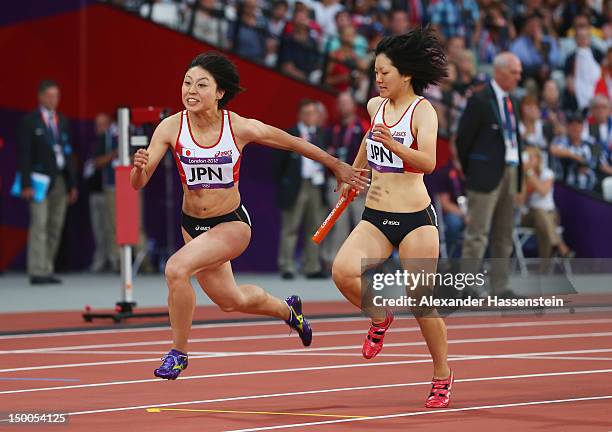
[1,310,612,431]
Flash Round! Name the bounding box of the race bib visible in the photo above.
[179,149,234,190]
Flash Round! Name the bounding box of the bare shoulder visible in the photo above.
[412,98,437,135]
[366,96,385,118]
[155,112,182,142]
[413,98,437,120]
[228,111,266,142]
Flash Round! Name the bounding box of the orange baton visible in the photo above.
[312,188,358,244]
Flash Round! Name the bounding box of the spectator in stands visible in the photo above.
[520,145,572,258]
[324,10,368,57]
[513,0,555,35]
[325,24,370,93]
[520,95,551,167]
[510,14,561,86]
[228,0,267,62]
[598,138,612,190]
[438,164,467,257]
[320,91,369,270]
[550,111,597,190]
[17,80,78,285]
[594,46,612,100]
[454,49,477,96]
[279,7,321,82]
[445,35,466,64]
[316,100,329,128]
[281,2,323,40]
[561,14,608,63]
[388,9,410,36]
[140,0,182,30]
[540,79,566,141]
[265,0,290,66]
[392,0,428,27]
[585,95,612,148]
[558,0,604,37]
[267,0,289,38]
[564,17,604,111]
[429,0,480,46]
[310,0,344,38]
[476,2,515,66]
[192,0,229,48]
[425,61,457,139]
[584,94,612,186]
[274,99,327,280]
[602,3,612,48]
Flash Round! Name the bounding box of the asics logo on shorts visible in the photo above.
[194,225,211,232]
[383,219,400,226]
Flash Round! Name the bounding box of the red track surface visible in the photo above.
[1,309,612,431]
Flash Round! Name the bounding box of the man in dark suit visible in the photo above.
[17,80,78,284]
[274,99,327,280]
[456,53,523,295]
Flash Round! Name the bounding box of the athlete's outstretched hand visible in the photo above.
[337,182,360,199]
[133,149,149,171]
[332,160,370,193]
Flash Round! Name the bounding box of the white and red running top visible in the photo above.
[366,96,425,174]
[173,110,241,190]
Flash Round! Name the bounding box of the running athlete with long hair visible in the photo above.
[131,52,369,380]
[331,27,453,408]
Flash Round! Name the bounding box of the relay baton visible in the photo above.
[312,188,358,244]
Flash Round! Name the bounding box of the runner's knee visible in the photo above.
[165,257,190,286]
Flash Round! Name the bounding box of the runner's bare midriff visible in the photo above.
[180,184,241,218]
[365,170,430,213]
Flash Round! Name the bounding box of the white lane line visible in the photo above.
[5,350,612,362]
[10,349,612,360]
[0,319,612,355]
[2,331,612,374]
[2,348,612,395]
[224,395,612,432]
[0,317,612,340]
[50,368,611,417]
[0,316,369,340]
[508,356,612,361]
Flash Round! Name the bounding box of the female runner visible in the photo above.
[331,27,453,408]
[131,52,369,379]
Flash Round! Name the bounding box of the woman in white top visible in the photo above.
[332,27,453,408]
[521,146,571,258]
[130,52,369,380]
[519,95,549,167]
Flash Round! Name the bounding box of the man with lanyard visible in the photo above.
[17,80,77,284]
[457,53,524,297]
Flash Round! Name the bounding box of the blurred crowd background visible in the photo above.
[107,0,612,197]
[5,0,612,282]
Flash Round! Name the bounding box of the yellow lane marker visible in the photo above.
[146,407,367,419]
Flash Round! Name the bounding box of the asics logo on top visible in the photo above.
[382,219,400,226]
[214,149,232,158]
[392,131,406,137]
